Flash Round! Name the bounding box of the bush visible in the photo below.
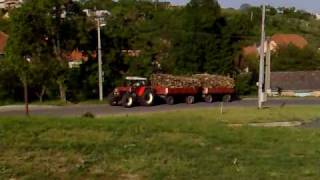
[235,72,256,95]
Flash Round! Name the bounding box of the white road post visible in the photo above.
[97,17,103,101]
[258,5,266,109]
[265,37,271,97]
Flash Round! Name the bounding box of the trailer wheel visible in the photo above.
[141,89,154,106]
[122,93,134,108]
[166,96,175,105]
[204,95,213,103]
[222,94,232,102]
[186,96,195,104]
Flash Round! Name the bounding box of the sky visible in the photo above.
[170,0,320,13]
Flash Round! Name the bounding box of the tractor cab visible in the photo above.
[125,76,147,88]
[108,76,155,108]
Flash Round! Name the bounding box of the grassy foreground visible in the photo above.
[1,106,320,179]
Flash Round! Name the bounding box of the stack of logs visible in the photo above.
[150,74,234,88]
[150,74,201,88]
[193,74,235,88]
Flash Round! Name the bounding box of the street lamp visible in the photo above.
[24,55,32,116]
[83,9,111,101]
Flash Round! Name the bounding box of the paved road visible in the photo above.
[0,98,320,117]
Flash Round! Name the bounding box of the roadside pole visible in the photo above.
[83,8,110,102]
[258,5,266,109]
[24,78,29,116]
[24,56,32,116]
[97,17,103,101]
[265,37,271,97]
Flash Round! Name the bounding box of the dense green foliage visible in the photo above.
[272,45,320,71]
[1,0,320,102]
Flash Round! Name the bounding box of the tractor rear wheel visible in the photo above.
[122,93,134,108]
[141,89,155,106]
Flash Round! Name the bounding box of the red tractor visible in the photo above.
[108,77,155,108]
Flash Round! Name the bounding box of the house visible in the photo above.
[121,50,141,57]
[271,71,320,97]
[65,49,98,68]
[243,34,308,56]
[65,49,89,68]
[0,31,8,59]
[260,34,307,53]
[0,0,4,9]
[236,45,258,72]
[238,34,308,71]
[0,0,23,9]
[271,34,308,49]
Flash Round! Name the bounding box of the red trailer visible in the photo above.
[108,76,236,108]
[202,87,235,103]
[154,86,200,105]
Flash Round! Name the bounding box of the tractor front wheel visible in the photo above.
[107,93,118,106]
[122,93,134,108]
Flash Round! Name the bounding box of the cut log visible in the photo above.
[193,74,235,88]
[150,74,201,88]
[150,73,235,89]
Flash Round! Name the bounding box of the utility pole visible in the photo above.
[97,17,103,101]
[83,9,111,101]
[258,4,266,109]
[24,56,32,117]
[265,37,271,96]
[24,78,29,116]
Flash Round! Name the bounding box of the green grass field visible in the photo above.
[1,106,320,179]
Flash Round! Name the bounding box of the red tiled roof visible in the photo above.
[66,49,88,62]
[271,34,308,49]
[242,45,258,57]
[0,31,8,54]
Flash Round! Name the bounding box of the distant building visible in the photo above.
[121,50,141,57]
[271,71,320,97]
[0,0,4,9]
[270,34,308,49]
[244,34,308,56]
[315,13,320,20]
[0,31,8,59]
[257,34,308,54]
[0,0,23,9]
[237,34,308,71]
[65,49,98,68]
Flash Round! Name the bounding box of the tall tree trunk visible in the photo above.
[23,78,29,116]
[53,34,66,102]
[39,86,46,103]
[58,81,66,102]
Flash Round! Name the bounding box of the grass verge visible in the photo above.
[1,106,320,179]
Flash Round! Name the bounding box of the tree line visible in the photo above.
[0,0,320,104]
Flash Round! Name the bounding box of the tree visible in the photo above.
[6,0,91,102]
[272,45,320,71]
[240,3,251,11]
[164,0,238,75]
